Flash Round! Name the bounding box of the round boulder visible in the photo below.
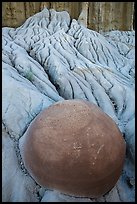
[19,99,126,198]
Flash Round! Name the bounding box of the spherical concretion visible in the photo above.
[19,99,126,198]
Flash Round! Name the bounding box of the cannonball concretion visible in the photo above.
[19,99,126,198]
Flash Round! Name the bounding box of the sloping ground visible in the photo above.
[2,8,135,202]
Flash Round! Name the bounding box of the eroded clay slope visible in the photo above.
[2,8,135,202]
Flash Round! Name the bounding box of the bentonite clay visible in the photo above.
[19,99,126,198]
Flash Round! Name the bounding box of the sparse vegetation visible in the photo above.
[25,71,34,82]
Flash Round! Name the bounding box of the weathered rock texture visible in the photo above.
[2,8,135,202]
[20,99,126,198]
[2,2,134,31]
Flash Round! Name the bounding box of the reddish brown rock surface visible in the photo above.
[20,99,126,198]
